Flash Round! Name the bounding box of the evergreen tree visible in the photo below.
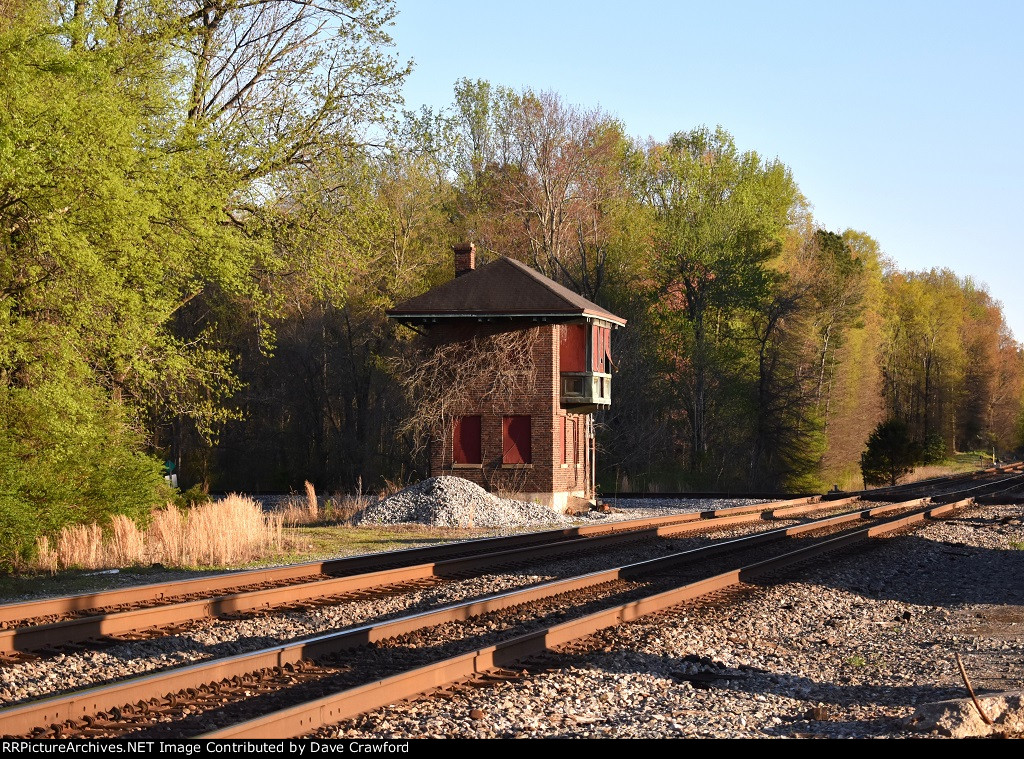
[860,419,919,487]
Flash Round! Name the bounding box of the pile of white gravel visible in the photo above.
[357,476,576,530]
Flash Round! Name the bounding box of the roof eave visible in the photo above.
[387,310,627,327]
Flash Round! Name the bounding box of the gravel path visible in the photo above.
[314,502,1024,739]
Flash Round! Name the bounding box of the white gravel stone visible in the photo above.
[359,476,772,530]
[359,476,575,529]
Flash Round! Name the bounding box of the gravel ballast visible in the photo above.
[6,495,1019,739]
[359,477,576,529]
[315,502,1024,739]
[359,475,771,530]
[0,497,774,706]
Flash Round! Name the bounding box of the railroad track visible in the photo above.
[7,463,1020,654]
[0,490,991,739]
[609,462,1024,502]
[842,462,1024,502]
[0,494,863,656]
[2,464,1020,738]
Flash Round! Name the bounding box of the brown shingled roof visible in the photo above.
[387,257,626,326]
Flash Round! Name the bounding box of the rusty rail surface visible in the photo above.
[6,461,1014,630]
[0,495,825,629]
[0,496,847,654]
[204,498,973,739]
[0,495,951,737]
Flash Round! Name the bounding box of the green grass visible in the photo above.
[1010,541,1024,551]
[844,654,867,667]
[950,451,1000,468]
[276,523,505,563]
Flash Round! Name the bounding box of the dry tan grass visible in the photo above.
[148,506,187,564]
[379,478,407,499]
[278,490,371,527]
[30,495,284,572]
[108,515,146,567]
[33,536,58,574]
[182,496,283,566]
[900,465,953,484]
[326,494,371,524]
[55,524,104,570]
[304,480,319,521]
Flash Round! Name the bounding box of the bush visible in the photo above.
[174,484,212,508]
[0,382,171,568]
[860,419,920,487]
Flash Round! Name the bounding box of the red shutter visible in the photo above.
[561,416,567,464]
[592,325,610,372]
[453,415,481,464]
[560,324,586,372]
[502,415,532,464]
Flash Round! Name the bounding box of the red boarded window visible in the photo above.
[592,325,611,373]
[502,415,532,464]
[560,324,587,373]
[453,415,482,464]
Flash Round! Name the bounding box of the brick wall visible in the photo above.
[426,321,590,505]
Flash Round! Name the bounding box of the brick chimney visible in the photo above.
[453,242,475,278]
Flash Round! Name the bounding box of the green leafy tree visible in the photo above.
[0,0,408,563]
[639,126,801,478]
[0,4,187,561]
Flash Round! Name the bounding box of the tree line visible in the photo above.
[1,0,1021,564]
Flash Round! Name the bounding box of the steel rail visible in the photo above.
[0,498,842,653]
[974,475,1024,504]
[0,519,667,626]
[0,496,822,628]
[771,496,861,518]
[0,511,787,653]
[927,472,1024,501]
[203,497,974,739]
[610,463,1021,502]
[7,458,1012,626]
[0,496,933,737]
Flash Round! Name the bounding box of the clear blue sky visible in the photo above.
[388,0,1024,340]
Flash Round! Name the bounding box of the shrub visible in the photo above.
[0,382,170,568]
[920,433,946,465]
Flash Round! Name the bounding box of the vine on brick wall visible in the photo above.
[394,327,541,459]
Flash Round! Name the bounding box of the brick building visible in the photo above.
[387,244,626,511]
